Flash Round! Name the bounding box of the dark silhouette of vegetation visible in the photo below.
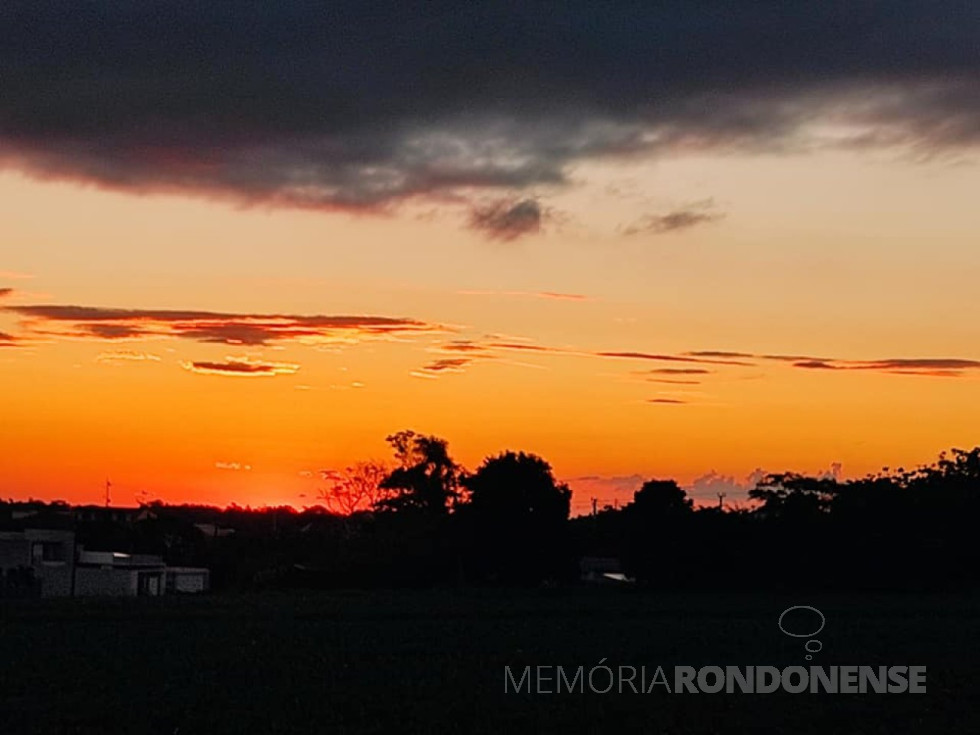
[4,439,980,592]
[376,431,461,515]
[318,460,391,517]
[621,479,694,586]
[459,451,572,583]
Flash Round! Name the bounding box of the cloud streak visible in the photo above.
[621,200,724,236]
[420,338,980,381]
[215,461,251,471]
[790,357,980,377]
[412,357,472,379]
[182,358,300,377]
[643,368,711,375]
[5,304,441,345]
[30,300,968,383]
[598,351,754,366]
[687,351,980,377]
[458,290,592,301]
[436,340,495,355]
[96,350,161,363]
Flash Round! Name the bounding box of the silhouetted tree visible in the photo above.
[465,451,571,525]
[460,451,572,583]
[633,479,694,517]
[749,472,836,521]
[623,479,694,586]
[376,431,461,514]
[899,447,980,584]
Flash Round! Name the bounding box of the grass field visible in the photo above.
[2,588,978,734]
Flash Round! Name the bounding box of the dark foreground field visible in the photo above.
[1,588,978,734]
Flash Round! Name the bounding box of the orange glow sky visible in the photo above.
[3,145,979,515]
[5,5,980,514]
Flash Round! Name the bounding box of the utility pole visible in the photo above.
[591,497,598,516]
[105,478,112,508]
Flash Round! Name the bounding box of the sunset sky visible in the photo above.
[2,3,979,514]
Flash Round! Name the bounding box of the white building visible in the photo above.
[74,549,210,597]
[0,528,209,597]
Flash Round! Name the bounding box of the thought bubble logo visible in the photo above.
[778,605,825,660]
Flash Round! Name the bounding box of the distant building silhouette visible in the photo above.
[75,548,209,596]
[73,505,155,524]
[0,510,209,598]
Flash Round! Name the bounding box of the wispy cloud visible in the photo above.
[182,357,300,377]
[685,351,980,377]
[5,303,442,346]
[215,461,251,471]
[680,350,980,378]
[684,350,756,359]
[790,357,980,377]
[424,335,980,383]
[621,200,724,236]
[642,367,712,375]
[458,290,591,302]
[535,292,590,301]
[488,341,578,355]
[96,350,161,363]
[436,340,495,355]
[412,357,472,379]
[648,398,687,404]
[598,351,754,366]
[468,198,543,241]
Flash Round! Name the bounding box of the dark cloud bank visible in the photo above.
[2,2,979,235]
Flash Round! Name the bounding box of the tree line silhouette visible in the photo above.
[4,432,980,591]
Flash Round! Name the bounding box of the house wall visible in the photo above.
[75,566,171,596]
[28,530,76,597]
[36,561,74,597]
[0,530,76,597]
[0,536,34,596]
[0,536,30,568]
[166,568,209,593]
[74,567,138,597]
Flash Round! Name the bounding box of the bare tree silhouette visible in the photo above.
[318,461,391,516]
